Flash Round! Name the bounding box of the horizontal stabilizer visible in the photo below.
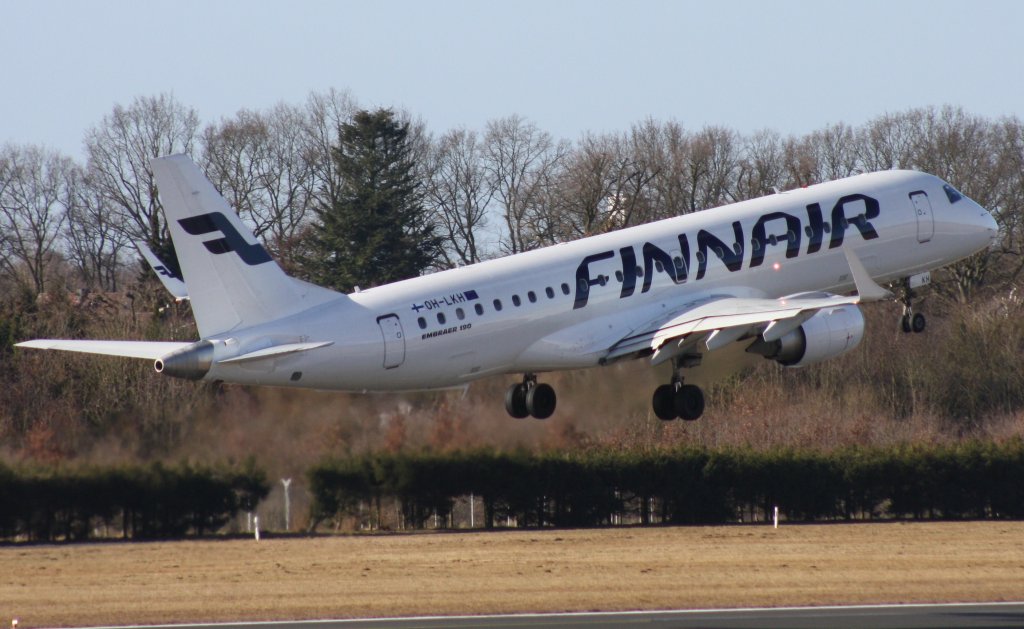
[217,341,334,365]
[15,339,192,360]
[135,240,189,301]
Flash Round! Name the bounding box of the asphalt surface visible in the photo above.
[87,602,1024,629]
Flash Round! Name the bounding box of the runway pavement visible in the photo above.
[87,602,1024,629]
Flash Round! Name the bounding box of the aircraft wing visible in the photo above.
[14,340,192,360]
[604,292,858,364]
[604,247,890,364]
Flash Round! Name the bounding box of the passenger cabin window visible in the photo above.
[528,291,537,303]
[561,282,570,295]
[546,287,555,299]
[417,317,427,330]
[474,303,484,315]
[456,307,465,320]
[493,299,503,311]
[944,184,963,204]
[512,294,521,307]
[437,312,446,325]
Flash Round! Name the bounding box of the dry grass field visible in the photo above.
[3,521,1024,627]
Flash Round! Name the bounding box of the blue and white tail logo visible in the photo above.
[178,212,272,266]
[153,264,182,281]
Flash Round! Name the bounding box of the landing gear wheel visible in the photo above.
[911,312,926,334]
[526,383,556,420]
[674,384,705,421]
[652,385,677,421]
[504,383,529,419]
[901,314,913,334]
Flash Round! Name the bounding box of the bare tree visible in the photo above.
[685,126,741,211]
[64,173,129,292]
[425,128,495,266]
[987,116,1024,283]
[552,132,660,239]
[736,129,786,200]
[811,122,862,181]
[300,88,359,210]
[84,94,200,255]
[202,104,316,266]
[645,120,693,219]
[0,144,75,296]
[858,110,923,171]
[552,133,619,240]
[483,115,568,254]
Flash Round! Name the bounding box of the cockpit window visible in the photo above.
[943,184,963,204]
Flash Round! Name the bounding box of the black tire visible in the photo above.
[901,314,912,334]
[652,385,677,420]
[911,312,926,333]
[675,384,705,421]
[504,383,529,419]
[526,383,556,419]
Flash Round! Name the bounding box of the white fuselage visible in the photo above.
[200,170,996,391]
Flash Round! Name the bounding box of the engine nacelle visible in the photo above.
[748,306,865,368]
[155,341,214,380]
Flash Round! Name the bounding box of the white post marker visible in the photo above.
[281,478,292,532]
[773,506,779,529]
[254,516,260,541]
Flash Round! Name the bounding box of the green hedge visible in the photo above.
[0,461,269,541]
[309,441,1024,530]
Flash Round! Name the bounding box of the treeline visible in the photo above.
[0,461,268,542]
[4,91,1024,469]
[2,92,1023,305]
[309,442,1024,530]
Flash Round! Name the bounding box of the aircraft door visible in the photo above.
[376,314,406,369]
[910,191,934,243]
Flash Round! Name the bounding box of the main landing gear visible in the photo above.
[652,368,705,421]
[505,374,556,420]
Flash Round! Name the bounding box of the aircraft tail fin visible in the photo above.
[151,154,339,337]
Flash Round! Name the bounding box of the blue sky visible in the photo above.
[3,0,1022,160]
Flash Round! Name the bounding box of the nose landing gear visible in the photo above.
[505,374,556,420]
[899,275,928,334]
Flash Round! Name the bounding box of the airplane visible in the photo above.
[16,155,998,421]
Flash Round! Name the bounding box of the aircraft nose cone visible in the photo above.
[984,210,999,243]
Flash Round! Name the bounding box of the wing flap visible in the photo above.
[605,292,859,362]
[15,340,192,360]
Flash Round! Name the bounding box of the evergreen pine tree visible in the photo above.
[309,108,442,291]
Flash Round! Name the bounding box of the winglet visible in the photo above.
[844,247,891,302]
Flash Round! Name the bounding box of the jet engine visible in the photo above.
[155,341,214,380]
[747,306,865,368]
